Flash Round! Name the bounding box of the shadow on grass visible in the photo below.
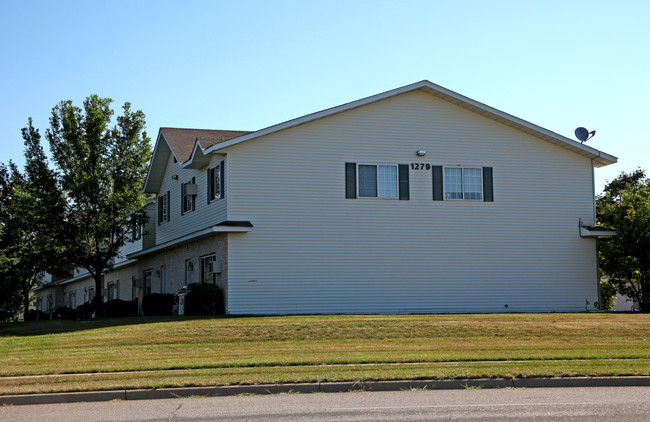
[0,315,237,337]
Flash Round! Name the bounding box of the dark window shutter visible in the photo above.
[220,161,225,199]
[166,191,170,221]
[483,167,493,202]
[207,167,213,204]
[398,164,409,200]
[432,166,443,201]
[345,162,357,199]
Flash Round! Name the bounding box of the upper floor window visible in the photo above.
[358,164,398,198]
[432,166,493,202]
[345,162,409,200]
[182,177,197,214]
[208,161,225,204]
[158,191,170,224]
[132,219,142,241]
[444,167,482,200]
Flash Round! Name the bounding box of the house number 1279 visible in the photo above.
[410,163,431,170]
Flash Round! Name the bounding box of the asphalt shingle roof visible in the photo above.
[160,127,252,163]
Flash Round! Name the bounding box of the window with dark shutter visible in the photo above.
[207,163,223,203]
[166,191,170,221]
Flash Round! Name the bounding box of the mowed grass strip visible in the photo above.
[2,359,649,396]
[1,313,648,395]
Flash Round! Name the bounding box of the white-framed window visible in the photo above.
[69,291,76,309]
[107,282,116,301]
[208,163,222,202]
[185,259,193,285]
[144,270,153,295]
[160,266,167,294]
[88,288,95,303]
[200,254,216,285]
[158,191,170,224]
[444,167,483,200]
[358,164,398,198]
[132,219,142,241]
[182,177,196,214]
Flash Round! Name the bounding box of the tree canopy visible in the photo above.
[46,95,152,310]
[0,96,152,316]
[596,169,650,312]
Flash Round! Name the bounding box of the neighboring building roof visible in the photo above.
[161,127,251,164]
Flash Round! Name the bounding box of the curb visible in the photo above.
[2,376,649,406]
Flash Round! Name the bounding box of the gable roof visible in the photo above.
[161,127,252,164]
[143,128,251,193]
[144,80,617,193]
[202,80,616,168]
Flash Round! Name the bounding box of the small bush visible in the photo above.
[52,307,77,320]
[75,302,93,319]
[105,299,138,318]
[185,284,224,315]
[600,279,618,311]
[142,294,175,316]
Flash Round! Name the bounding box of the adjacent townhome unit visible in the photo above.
[34,80,617,315]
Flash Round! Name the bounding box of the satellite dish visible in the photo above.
[575,127,596,143]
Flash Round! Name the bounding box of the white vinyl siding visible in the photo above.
[155,153,228,245]
[224,90,598,314]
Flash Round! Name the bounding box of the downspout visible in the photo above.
[591,158,601,310]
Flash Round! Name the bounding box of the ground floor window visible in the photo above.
[200,254,216,284]
[107,282,116,300]
[160,266,167,294]
[185,259,193,285]
[68,291,76,309]
[144,270,153,295]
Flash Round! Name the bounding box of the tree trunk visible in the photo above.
[22,283,30,322]
[92,271,103,316]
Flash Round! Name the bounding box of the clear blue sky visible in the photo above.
[1,0,648,192]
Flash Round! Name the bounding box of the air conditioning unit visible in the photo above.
[185,183,198,196]
[133,277,143,288]
[208,261,222,274]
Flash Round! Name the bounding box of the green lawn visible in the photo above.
[1,313,648,395]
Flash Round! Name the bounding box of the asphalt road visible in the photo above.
[1,386,648,421]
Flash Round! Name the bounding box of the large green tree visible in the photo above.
[0,121,70,317]
[46,95,152,312]
[596,169,650,312]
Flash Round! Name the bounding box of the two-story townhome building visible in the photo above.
[34,80,617,314]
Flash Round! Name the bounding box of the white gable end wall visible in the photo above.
[224,91,598,314]
[156,153,228,245]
